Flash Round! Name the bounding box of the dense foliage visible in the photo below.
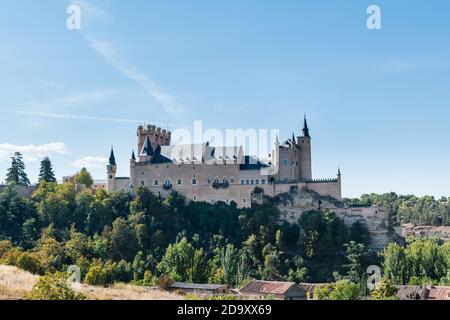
[0,181,377,287]
[345,193,450,226]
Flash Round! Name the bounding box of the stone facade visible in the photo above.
[107,117,342,208]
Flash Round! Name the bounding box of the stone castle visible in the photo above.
[106,117,342,208]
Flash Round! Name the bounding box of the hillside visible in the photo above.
[0,265,182,300]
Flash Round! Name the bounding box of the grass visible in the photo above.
[0,265,182,300]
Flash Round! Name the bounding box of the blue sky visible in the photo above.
[0,0,449,198]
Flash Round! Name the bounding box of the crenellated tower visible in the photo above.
[137,125,171,161]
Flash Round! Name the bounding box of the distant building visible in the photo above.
[107,117,342,208]
[239,280,307,300]
[168,282,228,296]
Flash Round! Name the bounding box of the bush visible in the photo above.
[158,274,174,290]
[314,280,361,300]
[184,293,200,300]
[84,264,109,287]
[26,272,86,300]
[15,252,43,275]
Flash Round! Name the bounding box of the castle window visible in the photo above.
[109,175,113,179]
[243,198,246,204]
[226,199,230,204]
[282,159,289,166]
[256,180,260,185]
[177,179,183,185]
[154,180,159,186]
[193,166,196,170]
[251,180,255,185]
[231,178,234,183]
[241,180,245,185]
[211,198,215,204]
[246,180,250,185]
[141,180,145,186]
[214,177,220,184]
[192,178,198,185]
[193,196,197,201]
[223,177,228,184]
[262,179,266,184]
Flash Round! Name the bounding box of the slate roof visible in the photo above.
[239,156,270,171]
[169,282,227,291]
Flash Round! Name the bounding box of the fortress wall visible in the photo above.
[302,181,341,200]
[0,185,37,198]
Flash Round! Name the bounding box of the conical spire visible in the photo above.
[303,114,310,138]
[109,146,116,166]
[131,150,136,161]
[338,167,341,176]
[140,136,154,156]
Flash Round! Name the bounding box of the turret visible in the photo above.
[298,115,312,181]
[107,146,117,191]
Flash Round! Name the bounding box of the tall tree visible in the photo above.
[6,152,30,186]
[38,157,56,183]
[75,168,93,188]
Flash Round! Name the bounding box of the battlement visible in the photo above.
[301,178,338,184]
[137,124,171,155]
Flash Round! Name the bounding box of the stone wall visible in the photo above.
[0,185,37,198]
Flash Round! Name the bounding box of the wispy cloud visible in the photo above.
[86,36,186,114]
[69,0,113,24]
[70,156,107,169]
[0,143,71,162]
[24,89,122,110]
[12,111,140,124]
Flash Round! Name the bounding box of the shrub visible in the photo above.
[184,293,200,300]
[84,264,109,287]
[15,252,43,275]
[26,272,86,300]
[314,280,361,300]
[158,274,175,290]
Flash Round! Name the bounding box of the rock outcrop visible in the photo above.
[261,187,402,251]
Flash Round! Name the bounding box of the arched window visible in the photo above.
[223,177,228,184]
[164,178,171,185]
[214,176,220,184]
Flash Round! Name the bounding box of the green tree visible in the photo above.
[370,278,399,300]
[157,237,207,283]
[110,218,139,262]
[75,167,93,188]
[314,280,361,300]
[6,152,30,186]
[38,157,56,183]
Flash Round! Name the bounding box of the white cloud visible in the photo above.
[0,143,71,163]
[70,156,108,169]
[87,36,186,114]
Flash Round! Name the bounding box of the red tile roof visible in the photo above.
[240,281,296,295]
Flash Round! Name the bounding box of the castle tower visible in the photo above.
[137,124,171,161]
[130,150,136,191]
[106,146,117,191]
[298,115,312,181]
